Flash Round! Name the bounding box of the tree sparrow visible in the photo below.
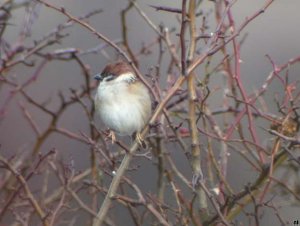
[94,61,151,145]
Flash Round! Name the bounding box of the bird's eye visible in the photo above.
[104,74,115,82]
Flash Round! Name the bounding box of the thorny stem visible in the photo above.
[121,0,138,67]
[186,0,208,213]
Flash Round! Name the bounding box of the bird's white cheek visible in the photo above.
[97,82,116,100]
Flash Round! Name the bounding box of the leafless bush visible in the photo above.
[0,0,299,225]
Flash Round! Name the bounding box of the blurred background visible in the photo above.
[1,0,300,225]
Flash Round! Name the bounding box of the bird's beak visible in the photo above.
[94,73,103,81]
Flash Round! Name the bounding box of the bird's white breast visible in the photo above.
[95,78,151,136]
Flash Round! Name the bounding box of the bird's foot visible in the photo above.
[106,130,116,144]
[134,132,147,149]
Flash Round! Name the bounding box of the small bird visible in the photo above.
[94,61,151,145]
